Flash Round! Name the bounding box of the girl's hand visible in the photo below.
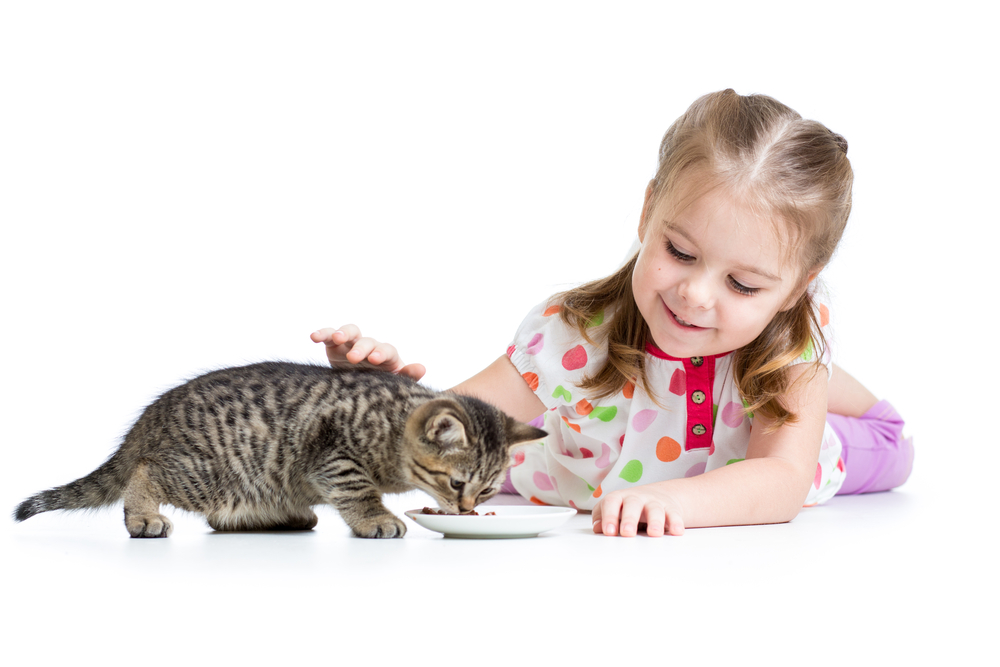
[591,484,686,537]
[310,325,426,381]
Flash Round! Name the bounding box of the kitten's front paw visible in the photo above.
[125,513,173,538]
[351,514,407,539]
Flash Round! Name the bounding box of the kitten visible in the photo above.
[14,362,546,538]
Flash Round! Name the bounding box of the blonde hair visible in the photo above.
[557,89,853,428]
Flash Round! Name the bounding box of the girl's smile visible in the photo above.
[633,180,810,359]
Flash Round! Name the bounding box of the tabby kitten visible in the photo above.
[14,362,546,538]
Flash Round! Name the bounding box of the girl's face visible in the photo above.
[633,183,812,359]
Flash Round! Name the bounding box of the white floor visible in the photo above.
[3,469,991,666]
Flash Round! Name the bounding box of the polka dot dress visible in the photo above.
[506,300,846,510]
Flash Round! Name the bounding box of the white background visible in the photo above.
[1,2,996,665]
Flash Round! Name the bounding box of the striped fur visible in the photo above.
[14,362,546,538]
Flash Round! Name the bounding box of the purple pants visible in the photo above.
[501,400,913,496]
[827,399,913,495]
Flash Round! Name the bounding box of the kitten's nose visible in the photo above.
[459,497,476,513]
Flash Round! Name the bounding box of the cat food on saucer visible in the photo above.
[420,507,496,516]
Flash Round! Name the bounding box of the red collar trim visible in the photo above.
[645,342,731,361]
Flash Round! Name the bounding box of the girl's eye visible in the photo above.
[665,240,694,262]
[450,479,464,490]
[728,276,760,296]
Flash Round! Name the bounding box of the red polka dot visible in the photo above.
[820,304,830,327]
[562,345,588,371]
[669,368,686,396]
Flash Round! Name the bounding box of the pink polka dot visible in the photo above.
[632,409,658,432]
[562,345,588,370]
[721,402,745,428]
[526,333,544,355]
[685,462,707,478]
[814,463,822,490]
[533,471,555,491]
[669,368,686,396]
[512,451,525,466]
[595,443,612,468]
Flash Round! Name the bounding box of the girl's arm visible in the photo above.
[450,355,547,424]
[592,362,829,537]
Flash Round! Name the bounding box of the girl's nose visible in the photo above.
[677,271,714,309]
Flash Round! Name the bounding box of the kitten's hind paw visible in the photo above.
[125,513,173,538]
[350,514,407,539]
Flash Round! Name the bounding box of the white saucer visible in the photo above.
[404,505,577,539]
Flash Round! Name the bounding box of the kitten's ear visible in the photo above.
[503,414,547,448]
[408,399,468,450]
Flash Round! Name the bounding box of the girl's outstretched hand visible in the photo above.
[591,483,686,537]
[310,325,426,381]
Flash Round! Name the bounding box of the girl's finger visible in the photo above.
[332,324,362,346]
[642,504,666,537]
[598,495,623,536]
[345,338,378,362]
[398,363,427,381]
[664,508,686,536]
[617,497,644,537]
[591,502,603,534]
[310,327,339,343]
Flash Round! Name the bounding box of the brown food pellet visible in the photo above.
[420,507,495,516]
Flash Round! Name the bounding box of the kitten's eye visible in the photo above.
[450,479,464,490]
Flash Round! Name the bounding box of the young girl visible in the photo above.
[311,89,913,537]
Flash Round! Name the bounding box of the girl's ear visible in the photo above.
[781,266,824,311]
[637,180,656,242]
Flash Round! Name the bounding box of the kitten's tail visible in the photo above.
[14,450,131,522]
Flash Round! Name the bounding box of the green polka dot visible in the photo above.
[588,406,618,422]
[712,403,718,426]
[587,311,605,328]
[552,385,572,403]
[726,458,744,466]
[801,339,814,362]
[619,459,643,483]
[586,482,595,492]
[741,398,754,420]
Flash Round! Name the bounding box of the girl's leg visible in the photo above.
[827,365,914,494]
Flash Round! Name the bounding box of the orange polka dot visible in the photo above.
[592,485,602,498]
[522,372,539,392]
[529,496,549,506]
[543,305,561,317]
[623,380,635,399]
[820,304,830,327]
[561,416,582,433]
[656,436,682,462]
[576,399,593,416]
